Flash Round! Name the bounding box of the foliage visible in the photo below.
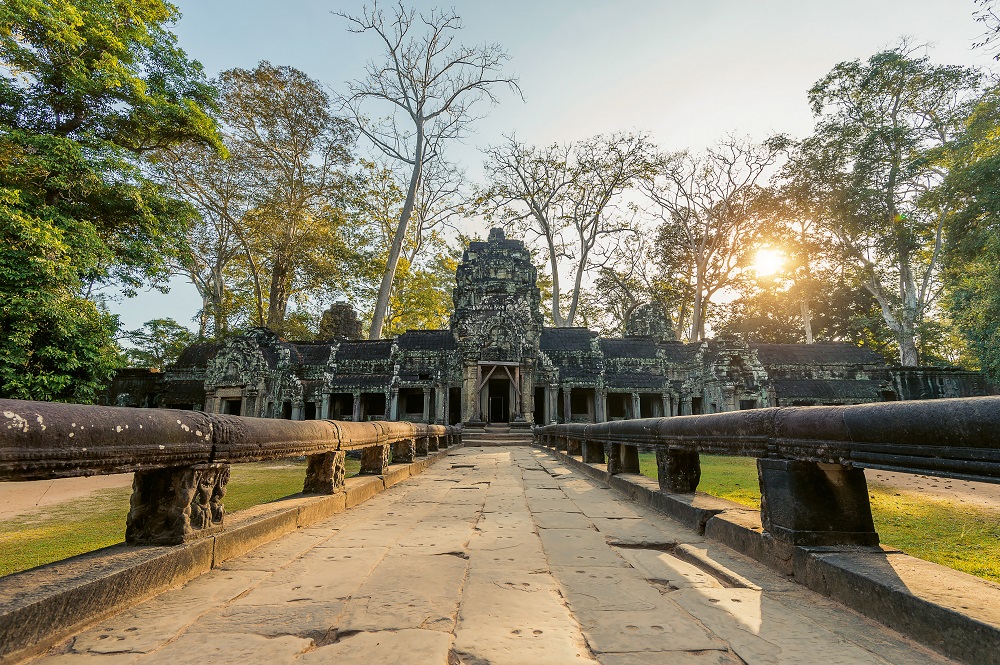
[940,84,1000,379]
[0,0,219,401]
[794,44,982,365]
[124,318,195,369]
[157,62,362,338]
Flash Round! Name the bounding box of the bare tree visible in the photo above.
[481,132,655,327]
[337,1,519,339]
[642,136,787,342]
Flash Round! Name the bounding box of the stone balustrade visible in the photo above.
[0,398,460,545]
[534,396,1000,547]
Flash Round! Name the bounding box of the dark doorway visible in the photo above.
[222,398,242,416]
[534,386,546,424]
[487,378,510,423]
[449,387,461,424]
[329,393,353,420]
[304,402,317,420]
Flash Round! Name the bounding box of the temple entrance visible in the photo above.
[488,378,510,422]
[475,361,521,423]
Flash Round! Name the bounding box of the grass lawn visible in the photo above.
[638,453,1000,584]
[0,459,361,578]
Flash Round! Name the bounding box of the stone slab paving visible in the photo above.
[30,447,952,665]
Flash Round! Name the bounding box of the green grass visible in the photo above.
[638,453,1000,584]
[0,459,361,577]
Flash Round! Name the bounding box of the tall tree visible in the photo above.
[642,136,787,341]
[481,132,655,327]
[0,0,220,400]
[802,45,982,365]
[158,63,360,336]
[338,1,519,339]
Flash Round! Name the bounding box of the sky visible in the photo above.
[108,0,994,334]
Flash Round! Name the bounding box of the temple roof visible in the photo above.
[397,329,457,351]
[540,328,598,352]
[335,340,394,360]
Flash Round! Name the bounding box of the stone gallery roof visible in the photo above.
[289,343,333,365]
[334,340,394,361]
[605,372,673,390]
[772,378,885,400]
[600,338,659,359]
[397,330,457,351]
[752,343,884,366]
[327,373,395,389]
[174,342,221,368]
[540,328,598,352]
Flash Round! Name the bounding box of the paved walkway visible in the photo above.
[32,447,949,664]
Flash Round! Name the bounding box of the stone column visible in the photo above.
[422,387,431,423]
[126,463,229,545]
[662,394,671,418]
[304,451,346,494]
[521,365,534,422]
[435,386,447,424]
[321,394,331,420]
[463,361,479,422]
[389,387,400,421]
[631,393,641,419]
[292,403,303,421]
[680,395,692,416]
[595,389,608,423]
[758,459,879,547]
[360,444,391,475]
[563,389,573,423]
[352,392,362,422]
[656,448,701,493]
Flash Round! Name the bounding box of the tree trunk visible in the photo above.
[549,240,565,327]
[370,131,424,340]
[800,299,814,344]
[266,255,292,330]
[690,269,704,342]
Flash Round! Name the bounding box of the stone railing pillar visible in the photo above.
[392,438,416,464]
[304,451,346,494]
[608,442,640,475]
[758,459,879,547]
[415,435,429,457]
[126,463,230,545]
[360,444,390,475]
[582,438,605,464]
[428,433,439,452]
[565,435,581,456]
[656,448,700,493]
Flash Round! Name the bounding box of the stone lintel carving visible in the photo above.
[126,463,229,545]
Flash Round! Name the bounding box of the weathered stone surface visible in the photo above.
[299,629,451,665]
[303,450,345,494]
[656,448,701,493]
[139,631,311,664]
[360,444,390,475]
[537,529,630,568]
[613,548,726,589]
[126,463,229,545]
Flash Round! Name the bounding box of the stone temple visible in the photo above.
[107,228,989,422]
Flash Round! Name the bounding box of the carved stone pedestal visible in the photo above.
[582,440,605,464]
[415,436,429,457]
[360,444,391,475]
[607,443,640,475]
[428,435,439,452]
[393,439,416,464]
[126,463,229,545]
[565,437,581,456]
[758,459,879,547]
[303,451,346,494]
[656,448,701,493]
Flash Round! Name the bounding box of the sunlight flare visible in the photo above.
[753,248,784,276]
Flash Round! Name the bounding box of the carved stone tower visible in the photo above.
[451,228,543,424]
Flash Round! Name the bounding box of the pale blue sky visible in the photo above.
[110,0,993,334]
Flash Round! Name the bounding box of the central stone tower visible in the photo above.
[451,228,543,424]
